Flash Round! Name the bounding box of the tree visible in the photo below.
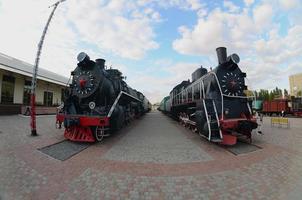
[269,90,274,101]
[283,89,289,98]
[257,89,269,100]
[256,87,289,101]
[271,87,282,99]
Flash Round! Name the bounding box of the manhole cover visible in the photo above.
[226,141,261,155]
[38,140,90,161]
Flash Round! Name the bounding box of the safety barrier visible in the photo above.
[271,117,290,128]
[21,106,57,115]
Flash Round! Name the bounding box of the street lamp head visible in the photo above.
[49,0,66,8]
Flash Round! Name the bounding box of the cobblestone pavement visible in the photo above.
[1,112,302,199]
[103,112,212,163]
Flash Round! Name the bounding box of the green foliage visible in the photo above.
[256,89,270,100]
[256,87,288,101]
[284,89,289,97]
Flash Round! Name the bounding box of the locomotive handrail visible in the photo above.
[247,102,252,115]
[200,80,205,98]
[107,91,142,118]
[202,99,212,140]
[206,72,224,120]
[122,91,142,102]
[107,91,123,118]
[212,99,223,139]
[222,94,255,99]
[58,114,108,118]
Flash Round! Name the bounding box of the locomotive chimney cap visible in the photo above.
[77,52,90,63]
[216,47,227,64]
[95,58,106,63]
[95,58,106,69]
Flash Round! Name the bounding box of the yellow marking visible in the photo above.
[271,117,289,128]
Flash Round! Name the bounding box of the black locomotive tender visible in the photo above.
[56,52,151,142]
[159,47,258,145]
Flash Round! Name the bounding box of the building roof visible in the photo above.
[289,72,302,78]
[0,52,69,86]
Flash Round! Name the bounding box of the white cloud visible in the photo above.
[172,1,277,56]
[0,0,301,101]
[254,25,302,64]
[224,1,240,13]
[253,4,273,30]
[186,0,204,10]
[138,0,205,11]
[127,61,203,103]
[0,0,79,77]
[244,0,255,6]
[65,0,159,60]
[0,0,161,78]
[172,0,302,93]
[173,8,258,55]
[279,0,299,10]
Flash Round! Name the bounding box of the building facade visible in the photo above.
[289,73,302,97]
[0,52,69,114]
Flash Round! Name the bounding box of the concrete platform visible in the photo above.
[1,112,302,199]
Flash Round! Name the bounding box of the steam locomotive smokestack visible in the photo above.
[216,47,227,65]
[96,58,106,69]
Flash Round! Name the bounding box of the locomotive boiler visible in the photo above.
[160,47,258,145]
[56,52,151,142]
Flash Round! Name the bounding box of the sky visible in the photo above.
[0,0,301,103]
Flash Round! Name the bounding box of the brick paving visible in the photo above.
[0,112,302,199]
[59,152,302,200]
[252,117,302,153]
[104,112,212,164]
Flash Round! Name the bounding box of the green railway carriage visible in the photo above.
[159,96,171,112]
[252,100,263,111]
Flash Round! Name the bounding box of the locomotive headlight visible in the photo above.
[77,52,90,63]
[89,101,96,110]
[228,53,240,64]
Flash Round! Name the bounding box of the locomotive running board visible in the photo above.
[107,91,142,117]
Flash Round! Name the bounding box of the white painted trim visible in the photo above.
[0,63,67,86]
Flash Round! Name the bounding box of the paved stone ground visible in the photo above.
[103,112,212,163]
[0,112,302,199]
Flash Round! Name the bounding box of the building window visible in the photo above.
[23,80,31,105]
[61,88,66,103]
[43,91,53,106]
[1,75,15,104]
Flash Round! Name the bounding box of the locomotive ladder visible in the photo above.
[203,99,223,142]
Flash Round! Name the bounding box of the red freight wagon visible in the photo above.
[262,99,290,116]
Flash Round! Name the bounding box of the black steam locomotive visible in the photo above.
[161,47,258,145]
[56,52,151,142]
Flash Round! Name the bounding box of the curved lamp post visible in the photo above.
[30,0,66,136]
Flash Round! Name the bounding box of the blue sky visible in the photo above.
[0,0,301,103]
